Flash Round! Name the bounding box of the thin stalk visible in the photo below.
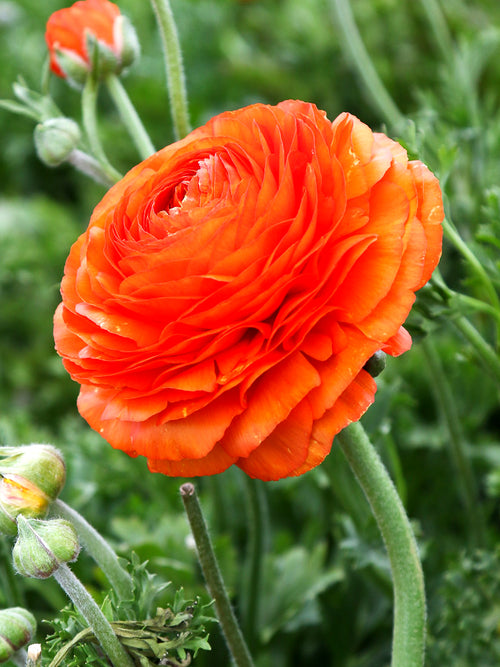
[105,74,155,159]
[443,217,500,316]
[53,564,134,667]
[51,500,133,602]
[241,476,267,652]
[421,338,484,546]
[67,149,119,187]
[330,0,407,132]
[452,315,500,386]
[381,431,408,508]
[81,75,122,183]
[180,483,254,667]
[453,292,500,326]
[149,0,191,139]
[337,422,426,667]
[419,0,454,63]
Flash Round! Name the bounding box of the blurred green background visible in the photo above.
[2,0,500,665]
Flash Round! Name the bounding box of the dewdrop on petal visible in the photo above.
[0,445,66,536]
[0,607,37,663]
[13,516,80,579]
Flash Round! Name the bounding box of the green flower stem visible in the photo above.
[67,149,118,187]
[330,0,407,132]
[53,563,134,667]
[443,217,500,317]
[51,500,133,603]
[452,315,500,386]
[337,422,426,667]
[419,0,454,63]
[453,292,500,326]
[241,476,268,652]
[149,0,191,139]
[82,75,122,183]
[180,483,254,667]
[105,74,155,160]
[421,338,484,546]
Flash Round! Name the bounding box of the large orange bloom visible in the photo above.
[54,101,443,480]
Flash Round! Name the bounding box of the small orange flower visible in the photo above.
[54,101,443,481]
[45,0,138,85]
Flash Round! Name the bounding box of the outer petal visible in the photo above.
[290,369,377,477]
[148,444,236,477]
[237,400,314,481]
[77,385,244,461]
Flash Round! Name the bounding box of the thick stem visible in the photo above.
[51,500,133,602]
[421,338,484,545]
[337,422,426,667]
[53,564,134,667]
[81,75,122,183]
[105,74,155,160]
[180,483,254,667]
[149,0,191,139]
[330,0,407,132]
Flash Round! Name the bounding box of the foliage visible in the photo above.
[1,0,500,665]
[43,556,214,666]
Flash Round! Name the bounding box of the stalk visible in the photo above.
[149,0,191,139]
[337,422,426,667]
[180,483,254,667]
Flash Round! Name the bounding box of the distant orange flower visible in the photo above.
[45,0,137,84]
[54,100,443,480]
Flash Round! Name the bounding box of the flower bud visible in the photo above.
[114,16,140,70]
[0,607,37,663]
[12,516,80,579]
[34,118,81,167]
[363,350,387,378]
[0,445,66,536]
[46,0,139,86]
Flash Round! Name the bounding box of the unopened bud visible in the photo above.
[114,15,140,70]
[34,118,81,167]
[0,445,66,536]
[0,607,36,663]
[13,516,80,579]
[52,47,89,87]
[363,350,387,378]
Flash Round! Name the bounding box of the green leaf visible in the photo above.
[258,543,343,642]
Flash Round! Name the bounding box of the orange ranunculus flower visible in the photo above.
[54,100,443,481]
[45,0,138,86]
